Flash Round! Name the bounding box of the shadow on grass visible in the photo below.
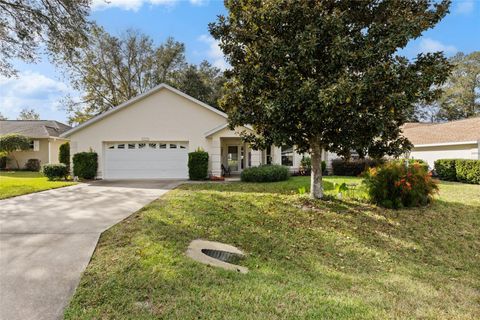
[66,183,480,320]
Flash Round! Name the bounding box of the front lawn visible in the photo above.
[0,171,76,199]
[65,176,480,319]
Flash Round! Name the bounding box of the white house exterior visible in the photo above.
[61,84,322,179]
[401,119,480,169]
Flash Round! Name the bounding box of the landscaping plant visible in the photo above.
[363,161,438,209]
[455,159,480,184]
[59,142,70,168]
[332,158,384,176]
[25,159,41,172]
[241,165,289,182]
[188,149,209,180]
[0,134,31,168]
[434,159,458,181]
[42,164,69,181]
[73,152,98,179]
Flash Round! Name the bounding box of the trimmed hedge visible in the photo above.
[434,159,458,181]
[455,160,480,184]
[73,152,98,179]
[434,159,480,184]
[25,159,41,171]
[42,164,68,180]
[241,165,289,182]
[332,158,384,176]
[188,150,209,180]
[59,142,70,168]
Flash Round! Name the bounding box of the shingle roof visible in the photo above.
[401,117,480,146]
[0,120,72,138]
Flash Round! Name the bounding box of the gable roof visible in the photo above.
[402,117,480,146]
[0,120,71,138]
[61,83,228,138]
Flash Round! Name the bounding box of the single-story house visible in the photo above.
[401,117,480,169]
[0,120,71,169]
[61,84,329,179]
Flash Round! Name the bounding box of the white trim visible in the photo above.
[204,123,254,138]
[60,83,228,138]
[414,140,478,148]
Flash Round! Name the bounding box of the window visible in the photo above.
[128,143,135,149]
[159,143,167,149]
[29,141,34,150]
[138,143,146,149]
[149,143,157,149]
[281,145,294,166]
[266,146,272,165]
[179,144,186,149]
[107,144,115,149]
[170,143,177,149]
[117,144,125,149]
[29,140,39,151]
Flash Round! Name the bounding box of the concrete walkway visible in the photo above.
[0,180,181,320]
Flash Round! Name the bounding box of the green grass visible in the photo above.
[65,176,480,320]
[0,171,76,199]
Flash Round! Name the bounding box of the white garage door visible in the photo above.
[104,141,189,179]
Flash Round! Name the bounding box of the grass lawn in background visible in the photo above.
[65,176,480,319]
[0,171,76,199]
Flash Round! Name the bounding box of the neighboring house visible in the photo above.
[401,117,480,169]
[0,120,71,169]
[61,84,323,179]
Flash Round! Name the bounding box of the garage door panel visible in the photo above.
[104,142,189,179]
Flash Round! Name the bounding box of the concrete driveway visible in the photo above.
[0,180,182,320]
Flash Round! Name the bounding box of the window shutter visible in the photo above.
[33,140,40,151]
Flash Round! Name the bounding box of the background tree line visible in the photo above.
[56,25,226,125]
[414,51,479,122]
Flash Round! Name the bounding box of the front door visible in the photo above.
[227,145,239,172]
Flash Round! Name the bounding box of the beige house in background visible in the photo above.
[0,120,71,169]
[401,117,480,169]
[61,84,321,179]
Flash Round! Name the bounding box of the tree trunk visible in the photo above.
[310,139,323,199]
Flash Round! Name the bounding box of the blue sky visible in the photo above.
[1,0,479,123]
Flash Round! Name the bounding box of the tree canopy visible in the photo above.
[210,0,451,198]
[0,134,31,168]
[17,108,40,120]
[59,26,226,124]
[0,0,90,77]
[437,51,479,121]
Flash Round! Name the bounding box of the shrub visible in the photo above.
[73,152,98,179]
[332,158,383,176]
[25,159,41,171]
[434,159,458,181]
[59,142,70,168]
[396,158,429,172]
[455,160,480,184]
[188,150,209,180]
[362,161,438,209]
[42,164,68,180]
[241,165,289,182]
[0,153,8,169]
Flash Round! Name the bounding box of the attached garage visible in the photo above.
[104,141,189,179]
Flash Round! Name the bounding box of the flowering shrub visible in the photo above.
[362,161,438,209]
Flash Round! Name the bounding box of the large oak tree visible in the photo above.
[0,0,90,77]
[210,0,451,198]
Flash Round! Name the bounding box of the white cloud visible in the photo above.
[198,34,229,70]
[92,0,178,11]
[455,0,474,14]
[189,0,208,6]
[0,71,75,120]
[418,38,457,55]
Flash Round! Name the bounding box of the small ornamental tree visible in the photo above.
[0,134,31,168]
[210,0,451,198]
